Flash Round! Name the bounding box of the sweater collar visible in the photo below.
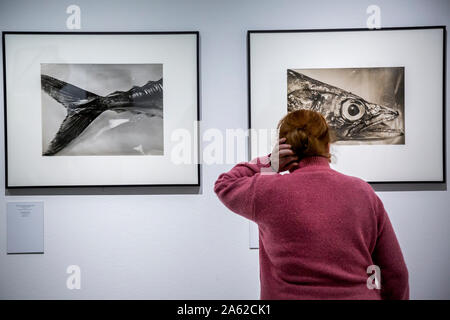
[289,156,330,173]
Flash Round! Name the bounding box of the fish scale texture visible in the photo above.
[214,155,409,300]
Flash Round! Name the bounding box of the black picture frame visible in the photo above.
[247,26,446,185]
[2,31,201,189]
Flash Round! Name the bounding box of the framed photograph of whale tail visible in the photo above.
[248,26,446,183]
[3,31,200,188]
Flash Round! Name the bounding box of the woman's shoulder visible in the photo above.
[329,168,377,194]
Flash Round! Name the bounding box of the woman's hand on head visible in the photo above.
[269,137,299,173]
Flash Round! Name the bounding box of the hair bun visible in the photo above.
[277,109,331,161]
[297,128,309,150]
[286,127,309,156]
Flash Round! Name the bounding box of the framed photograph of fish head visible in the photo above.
[248,27,446,183]
[3,31,199,187]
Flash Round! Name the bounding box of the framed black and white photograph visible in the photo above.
[248,26,446,183]
[3,31,199,187]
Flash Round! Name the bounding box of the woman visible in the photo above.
[214,109,409,300]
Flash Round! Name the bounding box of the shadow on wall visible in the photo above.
[371,183,446,192]
[4,180,446,196]
[5,185,202,196]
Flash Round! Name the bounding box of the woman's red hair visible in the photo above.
[278,109,332,162]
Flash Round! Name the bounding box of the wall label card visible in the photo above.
[249,221,259,249]
[7,202,44,254]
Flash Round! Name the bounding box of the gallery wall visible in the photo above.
[0,0,449,299]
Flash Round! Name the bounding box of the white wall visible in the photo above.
[0,0,449,299]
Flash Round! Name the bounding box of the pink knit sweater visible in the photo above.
[214,155,409,300]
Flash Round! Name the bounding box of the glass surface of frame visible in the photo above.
[3,31,200,188]
[248,26,446,184]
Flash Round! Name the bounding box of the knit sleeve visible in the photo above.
[371,195,410,300]
[214,155,273,222]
